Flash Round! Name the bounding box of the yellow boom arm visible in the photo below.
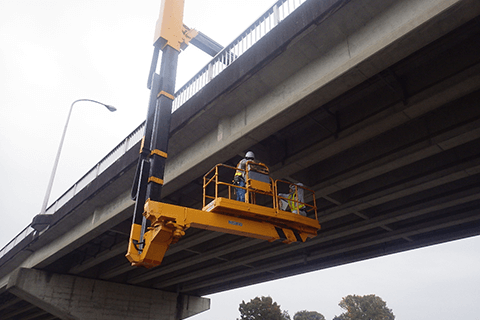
[126,198,320,268]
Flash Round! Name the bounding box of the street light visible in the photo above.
[39,99,116,215]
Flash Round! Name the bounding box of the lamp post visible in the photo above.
[40,99,116,215]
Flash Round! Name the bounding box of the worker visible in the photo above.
[233,151,255,202]
[280,183,307,216]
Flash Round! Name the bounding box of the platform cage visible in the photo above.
[203,163,318,220]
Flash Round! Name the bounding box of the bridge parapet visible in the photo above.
[173,0,307,110]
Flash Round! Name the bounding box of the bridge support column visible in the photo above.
[7,268,209,320]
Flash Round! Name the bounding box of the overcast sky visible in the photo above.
[1,1,479,319]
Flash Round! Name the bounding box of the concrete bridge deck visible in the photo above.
[1,0,480,318]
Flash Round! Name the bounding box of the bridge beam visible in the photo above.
[163,0,480,197]
[6,268,209,320]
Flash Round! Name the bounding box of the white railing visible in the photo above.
[173,0,307,111]
[0,0,307,260]
[0,226,33,260]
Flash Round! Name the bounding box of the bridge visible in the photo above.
[1,0,480,318]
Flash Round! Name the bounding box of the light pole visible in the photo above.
[40,99,116,215]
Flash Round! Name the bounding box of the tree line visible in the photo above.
[237,294,395,320]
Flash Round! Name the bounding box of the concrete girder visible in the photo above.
[68,242,126,274]
[183,208,480,293]
[269,63,480,183]
[0,295,21,312]
[151,238,263,290]
[161,0,480,198]
[309,142,480,234]
[151,186,480,291]
[1,304,37,319]
[20,310,51,320]
[318,159,480,222]
[128,238,262,285]
[7,268,209,320]
[98,232,223,281]
[98,262,132,281]
[309,109,480,203]
[183,207,480,293]
[319,190,480,239]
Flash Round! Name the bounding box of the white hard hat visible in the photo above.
[245,151,255,160]
[290,182,303,190]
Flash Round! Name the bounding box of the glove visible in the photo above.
[234,175,241,184]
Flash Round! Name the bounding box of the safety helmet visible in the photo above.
[245,151,255,160]
[290,182,303,190]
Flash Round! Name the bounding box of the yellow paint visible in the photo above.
[154,0,186,51]
[157,90,175,100]
[151,149,168,159]
[248,179,272,193]
[148,176,164,185]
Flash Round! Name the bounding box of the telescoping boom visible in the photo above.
[126,0,321,269]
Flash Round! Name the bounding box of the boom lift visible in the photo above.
[126,0,321,269]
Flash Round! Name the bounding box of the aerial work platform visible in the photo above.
[126,163,321,268]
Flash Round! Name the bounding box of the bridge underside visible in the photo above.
[1,0,480,318]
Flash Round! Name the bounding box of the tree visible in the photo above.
[293,310,325,320]
[238,296,290,320]
[335,294,395,320]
